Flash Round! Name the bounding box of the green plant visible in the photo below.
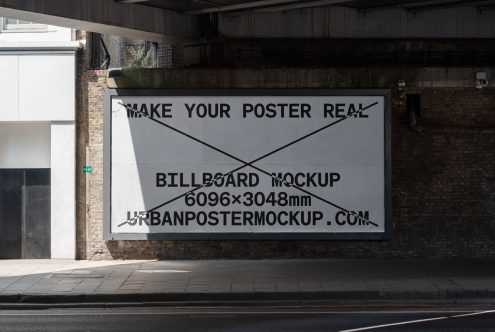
[125,45,155,68]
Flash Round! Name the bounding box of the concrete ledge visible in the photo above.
[0,41,82,51]
[1,290,495,309]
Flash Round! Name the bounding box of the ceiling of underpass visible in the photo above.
[1,0,494,41]
[116,0,495,14]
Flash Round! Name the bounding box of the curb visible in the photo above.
[0,290,495,308]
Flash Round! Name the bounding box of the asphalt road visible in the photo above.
[0,306,494,332]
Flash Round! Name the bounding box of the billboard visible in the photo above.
[104,90,391,240]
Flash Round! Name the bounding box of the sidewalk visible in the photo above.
[0,258,494,306]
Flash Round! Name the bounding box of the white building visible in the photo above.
[0,18,80,259]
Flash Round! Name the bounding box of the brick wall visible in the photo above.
[75,30,88,259]
[78,68,495,259]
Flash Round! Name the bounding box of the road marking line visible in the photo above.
[451,309,495,318]
[339,316,448,332]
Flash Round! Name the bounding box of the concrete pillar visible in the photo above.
[50,121,76,259]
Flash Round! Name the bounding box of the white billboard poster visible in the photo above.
[104,90,391,240]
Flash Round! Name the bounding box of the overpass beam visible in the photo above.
[0,0,200,42]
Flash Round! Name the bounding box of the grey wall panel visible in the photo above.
[219,6,495,38]
[0,170,23,259]
[477,8,495,36]
[456,7,477,38]
[0,169,50,259]
[23,169,50,259]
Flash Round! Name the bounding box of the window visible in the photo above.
[2,18,46,31]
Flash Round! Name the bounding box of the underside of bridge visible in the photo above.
[1,0,495,41]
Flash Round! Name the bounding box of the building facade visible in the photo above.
[0,18,80,259]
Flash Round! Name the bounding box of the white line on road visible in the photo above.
[339,316,449,332]
[451,310,495,318]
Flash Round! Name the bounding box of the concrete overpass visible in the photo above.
[1,0,495,42]
[0,0,201,42]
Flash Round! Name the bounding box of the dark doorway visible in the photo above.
[0,169,50,259]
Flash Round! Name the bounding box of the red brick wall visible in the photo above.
[78,68,495,259]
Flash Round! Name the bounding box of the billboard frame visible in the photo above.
[103,89,392,240]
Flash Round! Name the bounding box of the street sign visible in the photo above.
[83,165,93,173]
[104,90,391,240]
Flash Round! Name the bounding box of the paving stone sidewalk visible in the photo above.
[0,258,494,304]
